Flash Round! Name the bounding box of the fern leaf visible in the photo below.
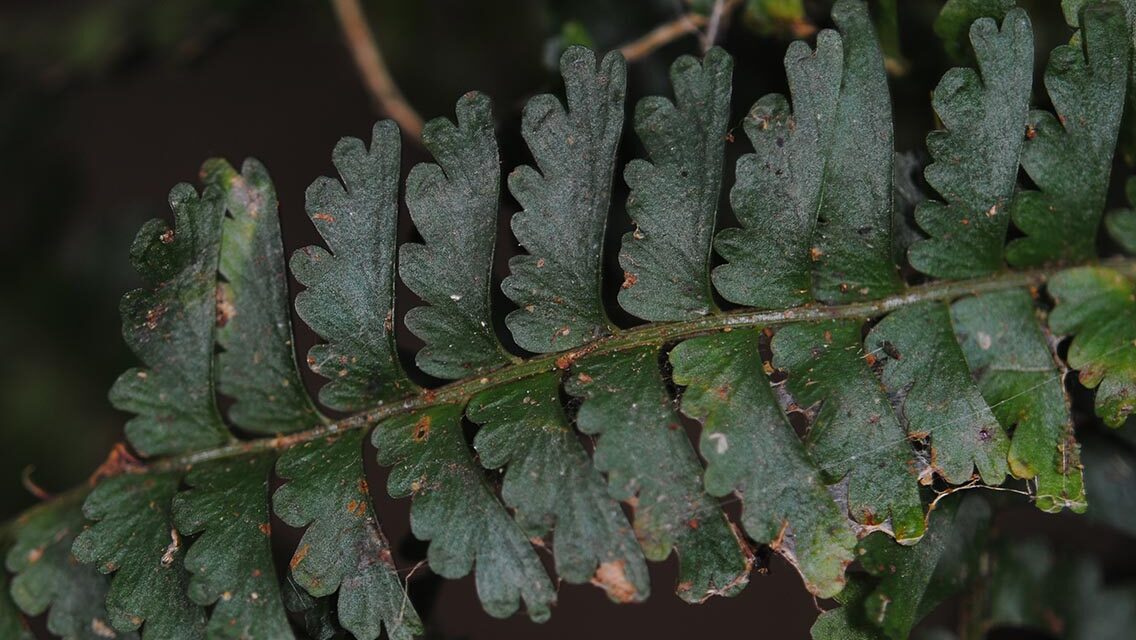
[292,122,415,410]
[468,375,651,602]
[1006,2,1129,265]
[0,558,31,640]
[867,302,1009,484]
[714,0,901,308]
[973,538,1136,638]
[711,26,841,308]
[1105,177,1136,253]
[5,493,125,640]
[951,291,1087,512]
[567,347,751,601]
[274,431,422,640]
[206,158,323,433]
[281,573,343,640]
[908,9,1033,278]
[374,405,556,621]
[1082,431,1136,536]
[934,0,1016,61]
[71,474,205,638]
[108,182,231,456]
[401,93,515,379]
[772,321,926,543]
[503,47,626,352]
[810,579,879,640]
[617,48,732,321]
[172,455,292,639]
[1048,266,1136,426]
[671,330,856,598]
[855,497,991,640]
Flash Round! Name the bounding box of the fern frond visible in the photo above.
[5,1,1136,638]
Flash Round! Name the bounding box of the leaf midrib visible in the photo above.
[124,257,1136,476]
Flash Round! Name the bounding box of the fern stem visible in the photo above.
[139,257,1136,474]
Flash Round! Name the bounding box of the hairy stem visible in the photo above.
[144,257,1136,473]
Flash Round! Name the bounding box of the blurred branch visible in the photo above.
[617,0,742,63]
[618,12,706,62]
[330,0,424,139]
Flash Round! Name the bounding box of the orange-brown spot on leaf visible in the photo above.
[290,544,311,570]
[621,272,638,289]
[215,286,237,328]
[591,560,639,603]
[412,415,432,443]
[312,212,335,223]
[258,522,272,536]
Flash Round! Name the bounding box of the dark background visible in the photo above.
[0,1,1132,638]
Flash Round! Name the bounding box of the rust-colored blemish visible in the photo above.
[159,229,175,244]
[258,522,272,536]
[215,286,236,328]
[290,544,311,570]
[621,272,638,289]
[144,304,166,330]
[591,560,638,603]
[412,414,432,442]
[577,372,593,384]
[312,212,335,223]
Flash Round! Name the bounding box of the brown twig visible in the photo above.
[330,0,424,139]
[21,466,52,501]
[617,0,743,63]
[618,12,707,62]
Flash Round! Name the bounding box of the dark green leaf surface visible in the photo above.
[933,0,1015,61]
[617,48,731,321]
[809,0,902,303]
[671,330,855,598]
[567,347,751,602]
[503,47,626,352]
[6,492,128,640]
[810,579,882,640]
[714,0,901,308]
[772,321,925,542]
[0,554,32,640]
[951,290,1086,512]
[274,430,422,640]
[281,574,345,640]
[856,496,991,640]
[712,27,840,309]
[1048,266,1136,426]
[401,93,514,379]
[469,375,650,603]
[205,158,322,433]
[1006,3,1129,265]
[1070,0,1136,167]
[908,9,1033,278]
[292,122,415,411]
[979,540,1136,640]
[72,473,205,638]
[1105,177,1136,253]
[172,455,292,639]
[867,302,1009,484]
[1081,433,1136,536]
[375,405,556,621]
[108,182,231,457]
